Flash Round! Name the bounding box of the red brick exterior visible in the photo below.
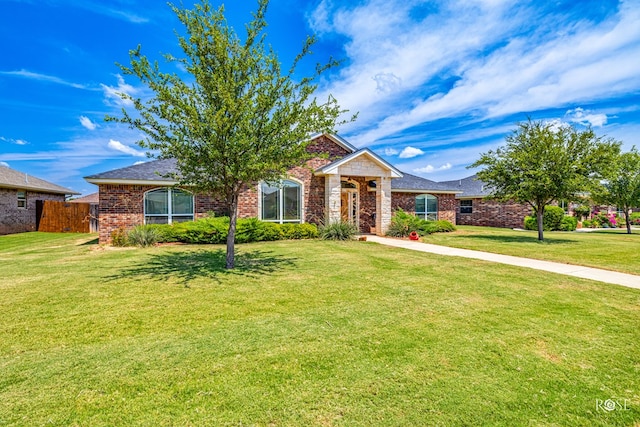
[95,135,479,243]
[456,198,530,228]
[0,188,66,235]
[391,192,457,224]
[97,135,353,243]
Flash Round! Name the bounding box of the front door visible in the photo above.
[341,188,359,228]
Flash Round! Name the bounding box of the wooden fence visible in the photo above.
[36,200,99,233]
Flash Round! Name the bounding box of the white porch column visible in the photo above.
[375,176,392,235]
[325,174,342,225]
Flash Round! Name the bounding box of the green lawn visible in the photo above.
[1,232,639,426]
[424,226,640,275]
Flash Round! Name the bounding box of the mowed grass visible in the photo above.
[425,226,640,275]
[1,232,639,426]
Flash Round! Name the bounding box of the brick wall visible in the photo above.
[391,192,457,223]
[0,188,66,235]
[456,198,530,228]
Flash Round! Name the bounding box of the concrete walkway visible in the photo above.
[366,235,640,290]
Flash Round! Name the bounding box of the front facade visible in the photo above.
[86,134,461,244]
[0,165,79,235]
[441,175,530,229]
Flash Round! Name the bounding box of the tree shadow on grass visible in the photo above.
[79,237,99,246]
[457,234,574,245]
[107,248,297,286]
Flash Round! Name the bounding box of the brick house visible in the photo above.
[85,133,461,243]
[0,165,79,235]
[441,175,530,229]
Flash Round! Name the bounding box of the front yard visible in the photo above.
[1,232,639,426]
[425,226,640,275]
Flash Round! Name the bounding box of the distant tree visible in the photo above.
[591,148,640,234]
[470,119,620,241]
[107,0,352,268]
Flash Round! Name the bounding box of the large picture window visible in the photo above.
[144,188,194,224]
[261,180,301,223]
[416,194,438,220]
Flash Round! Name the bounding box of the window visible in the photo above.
[144,188,194,224]
[17,191,26,208]
[460,199,473,214]
[415,194,438,220]
[261,179,301,223]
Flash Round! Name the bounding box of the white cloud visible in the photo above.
[383,147,399,156]
[373,72,402,94]
[107,139,145,157]
[1,136,28,145]
[565,107,608,127]
[0,69,88,89]
[314,0,640,146]
[0,161,9,167]
[79,116,98,130]
[101,74,137,107]
[413,162,452,174]
[399,146,424,158]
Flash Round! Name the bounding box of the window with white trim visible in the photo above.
[416,194,438,220]
[144,188,194,224]
[260,180,301,223]
[17,191,26,208]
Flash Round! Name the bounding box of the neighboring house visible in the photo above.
[441,175,531,229]
[0,165,79,235]
[69,192,99,204]
[85,133,461,243]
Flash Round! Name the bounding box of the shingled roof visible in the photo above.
[439,174,492,198]
[0,165,78,195]
[392,172,460,193]
[84,159,179,183]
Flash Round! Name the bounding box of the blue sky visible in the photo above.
[1,0,639,195]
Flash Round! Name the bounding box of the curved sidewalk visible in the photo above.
[366,235,640,290]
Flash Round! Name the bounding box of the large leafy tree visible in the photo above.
[107,0,351,268]
[470,119,620,241]
[592,148,640,234]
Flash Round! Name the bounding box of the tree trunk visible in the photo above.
[536,206,544,241]
[624,209,632,234]
[226,192,239,269]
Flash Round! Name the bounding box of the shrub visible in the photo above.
[147,217,318,244]
[110,228,128,247]
[387,209,456,237]
[280,223,319,239]
[127,225,162,247]
[582,219,593,228]
[560,215,578,231]
[319,221,358,240]
[593,212,612,228]
[386,208,425,237]
[544,206,565,230]
[423,220,456,234]
[524,206,572,231]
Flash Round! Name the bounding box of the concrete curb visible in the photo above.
[365,235,640,290]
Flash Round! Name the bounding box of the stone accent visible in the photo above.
[376,177,392,235]
[325,174,342,225]
[338,156,388,177]
[0,188,65,235]
[456,198,530,228]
